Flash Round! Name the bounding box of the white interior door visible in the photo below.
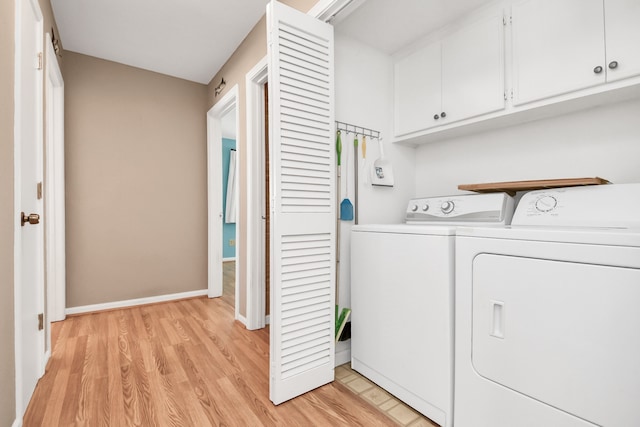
[15,0,45,416]
[267,0,336,404]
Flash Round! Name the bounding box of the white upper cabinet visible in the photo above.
[394,10,505,138]
[442,13,505,124]
[511,0,606,106]
[387,0,640,144]
[604,0,640,83]
[394,41,442,137]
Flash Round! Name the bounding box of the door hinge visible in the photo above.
[504,91,507,101]
[37,182,43,200]
[38,313,44,331]
[37,52,43,70]
[503,16,507,26]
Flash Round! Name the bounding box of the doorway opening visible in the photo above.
[206,85,240,320]
[221,106,237,307]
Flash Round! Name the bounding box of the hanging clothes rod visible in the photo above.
[335,121,381,140]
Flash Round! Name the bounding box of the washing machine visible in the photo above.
[351,192,514,427]
[454,183,640,427]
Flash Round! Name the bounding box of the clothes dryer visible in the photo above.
[454,183,640,427]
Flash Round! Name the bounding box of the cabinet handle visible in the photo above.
[593,65,603,74]
[441,112,447,118]
[433,114,440,120]
[609,61,618,69]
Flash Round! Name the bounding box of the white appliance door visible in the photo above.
[267,0,336,405]
[472,254,640,426]
[351,230,453,426]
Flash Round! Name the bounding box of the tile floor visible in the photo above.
[335,364,439,427]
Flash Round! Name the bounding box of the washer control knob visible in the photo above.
[535,195,557,212]
[411,204,419,212]
[422,204,429,212]
[441,201,455,214]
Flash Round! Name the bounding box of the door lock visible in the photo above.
[21,212,40,226]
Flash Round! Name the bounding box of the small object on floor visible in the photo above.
[335,305,352,342]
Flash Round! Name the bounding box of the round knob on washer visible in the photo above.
[422,204,429,212]
[441,201,455,214]
[411,204,419,212]
[535,195,557,212]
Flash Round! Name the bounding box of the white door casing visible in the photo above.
[14,0,45,418]
[267,0,336,404]
[44,32,65,329]
[207,86,240,316]
[245,57,268,330]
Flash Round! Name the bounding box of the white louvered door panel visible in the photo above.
[267,0,335,405]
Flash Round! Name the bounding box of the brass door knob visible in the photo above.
[21,212,40,226]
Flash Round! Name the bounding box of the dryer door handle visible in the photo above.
[490,300,505,339]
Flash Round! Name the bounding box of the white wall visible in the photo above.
[334,33,416,358]
[415,98,640,197]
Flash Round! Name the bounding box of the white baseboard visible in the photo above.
[12,418,22,427]
[236,312,247,326]
[335,346,351,367]
[265,314,270,325]
[43,349,51,373]
[65,289,209,315]
[222,257,236,262]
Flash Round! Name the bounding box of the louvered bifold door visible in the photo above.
[267,0,336,405]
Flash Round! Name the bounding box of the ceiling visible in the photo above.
[335,0,494,55]
[51,0,270,84]
[51,0,494,85]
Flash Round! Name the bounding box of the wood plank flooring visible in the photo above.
[24,273,397,426]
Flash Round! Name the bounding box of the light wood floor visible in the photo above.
[23,268,397,426]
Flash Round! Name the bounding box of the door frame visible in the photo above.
[44,32,65,331]
[245,57,268,330]
[206,85,241,319]
[14,0,44,418]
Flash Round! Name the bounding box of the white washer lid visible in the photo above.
[352,223,457,236]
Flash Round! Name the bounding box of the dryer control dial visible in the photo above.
[410,204,419,212]
[535,195,558,212]
[422,204,429,212]
[441,201,455,214]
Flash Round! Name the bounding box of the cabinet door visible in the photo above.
[394,42,442,136]
[604,0,640,83]
[442,13,505,124]
[511,0,605,106]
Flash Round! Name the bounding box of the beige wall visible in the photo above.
[207,0,318,317]
[0,0,16,423]
[65,52,209,307]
